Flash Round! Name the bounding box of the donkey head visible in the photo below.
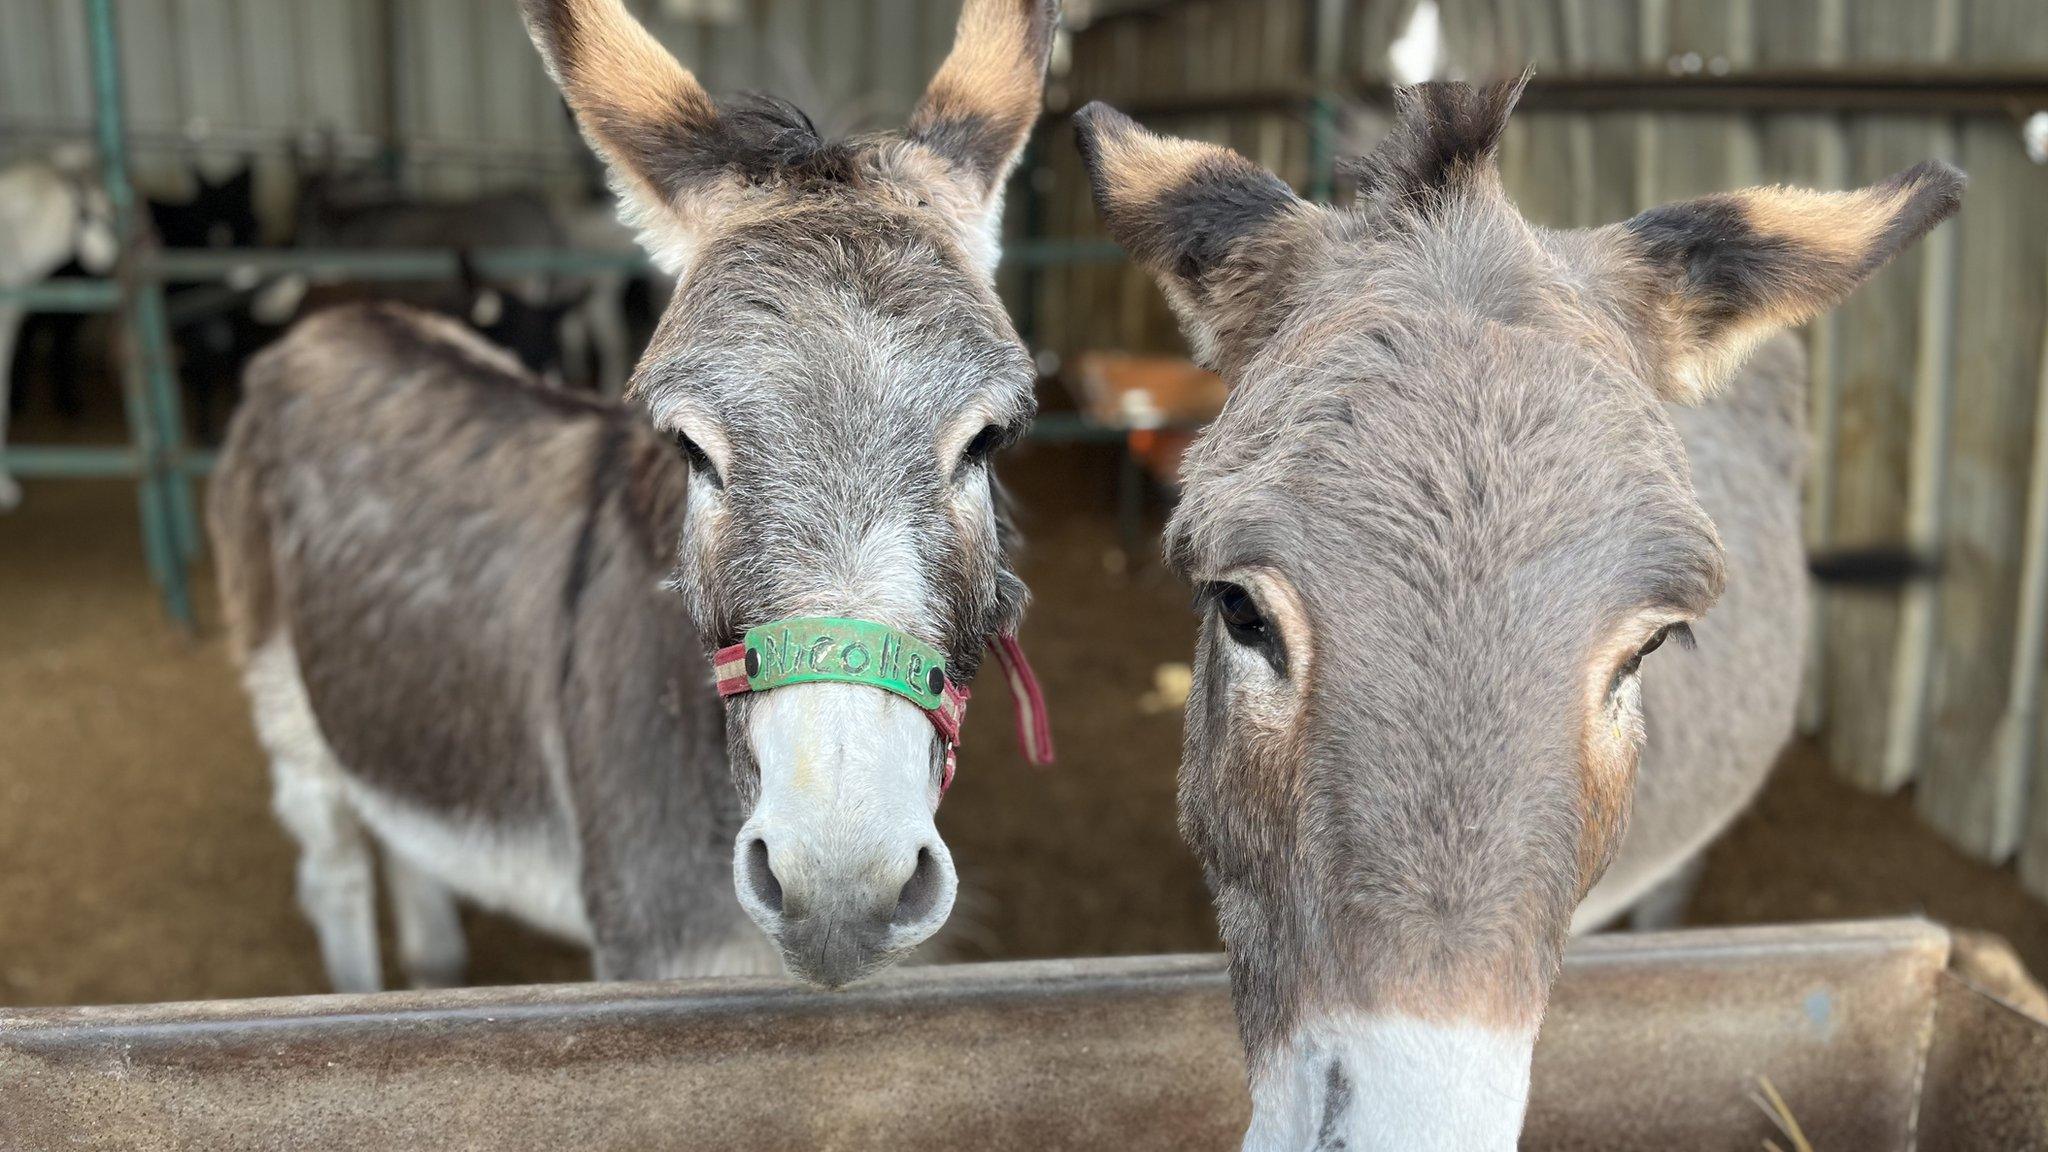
[523,0,1053,987]
[1076,80,1960,1148]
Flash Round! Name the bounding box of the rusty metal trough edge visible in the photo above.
[1,918,2043,1152]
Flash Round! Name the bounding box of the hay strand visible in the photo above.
[1750,1076,1815,1152]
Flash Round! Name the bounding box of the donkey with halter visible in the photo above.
[210,0,1056,992]
[1075,80,1960,1149]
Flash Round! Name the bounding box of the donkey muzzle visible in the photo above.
[734,681,958,987]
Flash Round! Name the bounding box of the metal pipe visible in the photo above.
[84,0,194,629]
[1510,69,2048,115]
[151,247,656,281]
[1303,0,1344,205]
[1882,0,1965,789]
[1081,71,2048,122]
[1990,256,2048,862]
[1305,95,1337,204]
[0,117,598,172]
[4,446,148,479]
[0,281,123,310]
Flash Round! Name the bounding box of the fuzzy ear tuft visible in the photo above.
[1343,72,1529,206]
[1623,160,1966,402]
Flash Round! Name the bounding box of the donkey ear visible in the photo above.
[1073,102,1310,370]
[521,0,724,271]
[907,0,1059,200]
[1621,162,1964,402]
[901,0,1057,276]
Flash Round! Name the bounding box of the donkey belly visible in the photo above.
[251,629,594,944]
[345,784,592,944]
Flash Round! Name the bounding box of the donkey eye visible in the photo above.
[1214,584,1263,634]
[1200,580,1289,678]
[961,423,1005,468]
[673,431,723,490]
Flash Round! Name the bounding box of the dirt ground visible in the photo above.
[4,434,2046,1007]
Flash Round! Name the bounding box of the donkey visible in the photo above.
[1074,80,1960,1149]
[210,0,1057,992]
[0,149,116,509]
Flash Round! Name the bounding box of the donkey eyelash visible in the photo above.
[961,423,1007,465]
[953,419,1027,480]
[673,430,724,490]
[1612,622,1694,694]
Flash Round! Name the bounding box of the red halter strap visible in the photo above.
[713,633,1052,795]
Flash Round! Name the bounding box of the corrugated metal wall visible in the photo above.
[1039,0,2048,895]
[0,0,966,203]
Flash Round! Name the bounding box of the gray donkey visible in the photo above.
[1075,80,1959,1149]
[211,0,1057,992]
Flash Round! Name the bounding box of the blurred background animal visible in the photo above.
[0,147,116,510]
[148,159,269,443]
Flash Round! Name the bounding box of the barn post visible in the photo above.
[85,0,197,627]
[1631,0,1666,211]
[2000,256,2048,886]
[1882,0,1965,788]
[1798,0,1852,736]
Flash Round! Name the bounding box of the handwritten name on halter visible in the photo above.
[750,620,947,706]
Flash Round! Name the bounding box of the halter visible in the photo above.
[713,616,1052,794]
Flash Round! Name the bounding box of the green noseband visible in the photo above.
[714,616,951,711]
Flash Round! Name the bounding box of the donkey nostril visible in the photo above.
[893,847,943,926]
[744,838,784,916]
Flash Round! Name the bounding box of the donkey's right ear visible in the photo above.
[1073,103,1314,370]
[1618,161,1965,402]
[521,0,724,271]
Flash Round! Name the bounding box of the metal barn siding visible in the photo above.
[1047,0,2048,893]
[0,0,967,193]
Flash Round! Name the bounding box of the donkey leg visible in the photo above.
[272,761,382,991]
[246,636,382,993]
[1625,853,1707,931]
[384,851,468,989]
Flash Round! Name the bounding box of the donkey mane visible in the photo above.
[698,93,863,189]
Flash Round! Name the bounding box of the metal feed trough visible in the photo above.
[2,919,2042,1150]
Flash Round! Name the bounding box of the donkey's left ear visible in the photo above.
[904,0,1058,266]
[1622,162,1964,402]
[1073,102,1314,371]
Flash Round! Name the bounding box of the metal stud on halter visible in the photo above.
[714,618,1053,794]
